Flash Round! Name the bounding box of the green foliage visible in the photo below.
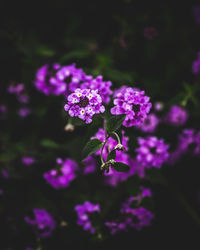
[106,114,126,134]
[82,139,103,159]
[112,162,130,172]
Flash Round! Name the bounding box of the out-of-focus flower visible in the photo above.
[82,156,96,175]
[111,87,152,127]
[64,88,105,124]
[154,102,163,112]
[75,201,100,234]
[192,52,200,75]
[164,105,188,126]
[80,75,112,104]
[25,208,56,237]
[144,27,158,40]
[18,107,32,118]
[22,157,35,166]
[139,113,159,133]
[136,136,169,168]
[178,129,200,155]
[43,158,78,189]
[1,169,9,179]
[105,188,154,234]
[0,189,4,195]
[193,5,200,24]
[8,83,29,103]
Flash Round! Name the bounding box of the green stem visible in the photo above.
[112,131,121,144]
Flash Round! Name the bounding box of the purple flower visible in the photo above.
[43,158,78,189]
[25,208,56,237]
[0,105,7,115]
[1,169,9,179]
[178,129,200,155]
[111,87,152,127]
[82,156,96,175]
[164,105,188,126]
[75,201,100,234]
[34,63,67,95]
[18,107,32,118]
[192,52,200,75]
[136,136,169,168]
[64,88,105,124]
[8,83,29,103]
[80,75,113,104]
[22,157,35,166]
[193,5,200,24]
[144,27,158,40]
[105,189,154,234]
[139,113,159,133]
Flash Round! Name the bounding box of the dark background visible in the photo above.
[0,1,200,249]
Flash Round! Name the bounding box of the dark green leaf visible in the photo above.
[112,162,130,172]
[82,139,103,159]
[107,150,116,161]
[106,114,126,133]
[40,139,60,149]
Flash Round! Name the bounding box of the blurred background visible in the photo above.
[0,1,200,249]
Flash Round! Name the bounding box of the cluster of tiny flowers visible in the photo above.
[25,208,56,237]
[136,136,169,168]
[192,52,200,75]
[164,105,188,126]
[177,129,200,155]
[139,113,159,133]
[8,83,29,103]
[21,156,36,166]
[143,27,158,40]
[82,156,96,175]
[80,75,112,104]
[18,107,32,118]
[35,63,66,95]
[64,89,105,124]
[105,188,154,234]
[43,158,78,189]
[75,201,100,234]
[111,87,152,127]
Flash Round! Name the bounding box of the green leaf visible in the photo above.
[112,162,130,172]
[82,139,103,159]
[107,150,116,161]
[106,114,126,134]
[40,139,60,149]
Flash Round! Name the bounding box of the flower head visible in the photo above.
[43,158,78,189]
[64,88,105,124]
[136,136,169,168]
[75,201,100,234]
[25,208,56,237]
[164,105,188,126]
[22,156,35,166]
[111,87,152,127]
[139,113,159,133]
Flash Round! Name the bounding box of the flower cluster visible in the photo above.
[82,156,96,175]
[25,208,56,237]
[192,51,200,75]
[75,201,100,234]
[105,188,154,234]
[64,89,105,124]
[8,83,29,103]
[22,156,35,166]
[139,113,159,133]
[80,75,112,104]
[43,158,78,189]
[111,87,152,127]
[164,105,188,126]
[136,136,169,168]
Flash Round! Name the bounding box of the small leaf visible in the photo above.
[106,114,126,133]
[112,162,130,172]
[107,150,116,161]
[40,139,60,149]
[82,139,103,159]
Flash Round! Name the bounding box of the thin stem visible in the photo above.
[112,131,121,144]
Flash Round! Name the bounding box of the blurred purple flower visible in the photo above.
[144,27,158,40]
[192,51,200,75]
[43,158,78,189]
[75,201,100,234]
[139,113,159,133]
[22,157,36,166]
[136,136,169,168]
[25,208,56,237]
[193,5,200,24]
[18,107,32,118]
[164,105,188,126]
[82,156,96,175]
